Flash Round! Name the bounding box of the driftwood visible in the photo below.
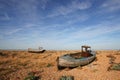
[57,51,96,69]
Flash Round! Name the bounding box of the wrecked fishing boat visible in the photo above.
[57,45,96,69]
[28,47,46,53]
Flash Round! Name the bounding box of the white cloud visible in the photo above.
[17,0,38,19]
[70,23,120,39]
[46,13,90,27]
[101,0,120,12]
[3,28,22,35]
[1,0,45,22]
[38,25,120,50]
[0,21,120,50]
[71,0,91,10]
[21,18,120,43]
[0,26,23,36]
[48,0,92,17]
[30,20,120,49]
[24,23,38,28]
[66,14,89,25]
[41,20,120,42]
[40,0,50,9]
[0,13,10,21]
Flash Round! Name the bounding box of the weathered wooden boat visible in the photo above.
[28,47,46,53]
[57,45,96,69]
[28,50,46,53]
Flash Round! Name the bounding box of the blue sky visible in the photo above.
[0,0,120,50]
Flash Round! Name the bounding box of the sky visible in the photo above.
[0,0,120,50]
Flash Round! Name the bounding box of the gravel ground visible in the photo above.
[0,50,120,80]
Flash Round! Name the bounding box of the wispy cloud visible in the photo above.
[45,22,120,49]
[100,0,120,12]
[43,20,120,42]
[0,27,22,35]
[21,17,120,41]
[0,12,10,21]
[0,21,120,50]
[71,0,91,10]
[40,0,50,9]
[0,0,48,23]
[7,28,22,35]
[48,0,92,17]
[66,14,90,25]
[69,21,120,40]
[0,0,120,50]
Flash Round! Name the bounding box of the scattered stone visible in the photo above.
[60,76,74,80]
[76,66,82,69]
[0,52,7,56]
[92,69,98,72]
[110,63,120,71]
[115,50,120,55]
[24,71,41,80]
